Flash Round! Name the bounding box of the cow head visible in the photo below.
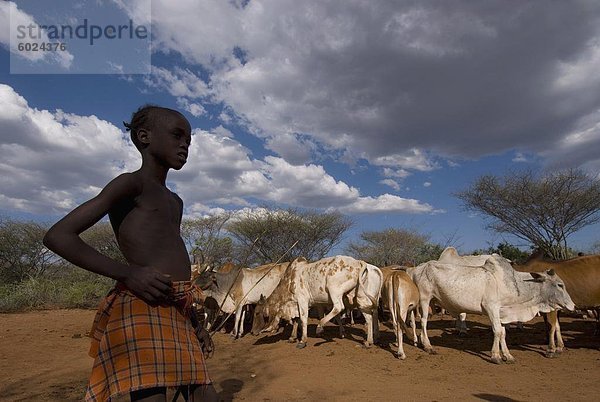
[528,269,575,312]
[194,270,218,291]
[251,294,278,335]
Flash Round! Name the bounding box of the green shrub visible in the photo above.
[0,275,114,312]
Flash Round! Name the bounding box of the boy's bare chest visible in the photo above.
[128,187,182,226]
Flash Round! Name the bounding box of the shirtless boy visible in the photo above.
[43,106,217,401]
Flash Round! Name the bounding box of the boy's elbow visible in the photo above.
[42,229,56,250]
[43,227,63,252]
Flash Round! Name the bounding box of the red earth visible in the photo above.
[1,309,599,401]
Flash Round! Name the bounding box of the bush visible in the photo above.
[0,274,114,312]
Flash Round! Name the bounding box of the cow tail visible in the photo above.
[359,265,381,309]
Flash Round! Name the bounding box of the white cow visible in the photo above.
[437,247,501,334]
[198,262,290,338]
[408,256,575,364]
[252,256,383,348]
[380,267,420,359]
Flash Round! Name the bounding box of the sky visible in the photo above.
[1,0,600,255]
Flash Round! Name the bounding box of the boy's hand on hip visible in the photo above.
[123,266,173,305]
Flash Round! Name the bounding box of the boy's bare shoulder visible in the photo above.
[100,172,143,202]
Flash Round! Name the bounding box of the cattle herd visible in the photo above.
[193,248,600,364]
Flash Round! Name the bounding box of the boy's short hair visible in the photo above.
[123,105,184,151]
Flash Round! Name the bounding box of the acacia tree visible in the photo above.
[227,208,352,264]
[346,228,444,267]
[181,213,234,269]
[457,169,600,260]
[0,218,55,282]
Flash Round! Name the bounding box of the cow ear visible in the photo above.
[529,272,545,282]
[547,269,556,276]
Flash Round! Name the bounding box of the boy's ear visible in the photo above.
[137,128,151,146]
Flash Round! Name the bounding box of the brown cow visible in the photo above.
[513,253,600,356]
[380,266,419,359]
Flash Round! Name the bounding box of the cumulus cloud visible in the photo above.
[0,1,74,69]
[137,0,600,173]
[176,97,207,118]
[336,194,437,214]
[144,67,210,99]
[380,179,400,191]
[0,85,436,216]
[0,84,138,214]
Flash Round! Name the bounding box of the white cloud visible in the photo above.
[423,182,431,187]
[0,1,74,69]
[380,179,400,191]
[382,167,411,179]
[0,84,441,217]
[336,194,437,214]
[0,84,138,214]
[176,97,207,117]
[145,67,210,98]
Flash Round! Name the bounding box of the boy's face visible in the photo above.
[146,111,192,170]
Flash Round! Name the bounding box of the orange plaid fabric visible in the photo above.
[85,281,211,402]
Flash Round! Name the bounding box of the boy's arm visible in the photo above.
[43,173,172,304]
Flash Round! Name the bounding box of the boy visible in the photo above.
[43,106,217,401]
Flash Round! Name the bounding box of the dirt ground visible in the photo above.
[1,310,599,401]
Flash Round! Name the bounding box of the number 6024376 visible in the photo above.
[17,42,67,52]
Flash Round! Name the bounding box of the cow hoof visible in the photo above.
[556,347,564,354]
[397,353,406,360]
[545,351,556,359]
[316,326,324,335]
[288,338,296,343]
[504,357,516,364]
[425,348,437,355]
[362,342,372,349]
[458,331,468,337]
[296,342,307,349]
[491,356,503,364]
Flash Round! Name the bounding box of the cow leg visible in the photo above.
[418,297,436,354]
[409,310,418,347]
[362,311,375,347]
[297,302,309,348]
[499,325,515,363]
[333,314,345,338]
[239,307,247,338]
[485,306,512,364]
[545,310,564,357]
[289,320,299,343]
[317,294,344,336]
[396,305,412,360]
[388,287,401,356]
[232,304,244,339]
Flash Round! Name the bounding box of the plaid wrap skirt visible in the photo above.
[85,281,211,402]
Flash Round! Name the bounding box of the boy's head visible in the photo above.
[124,105,190,151]
[124,105,192,169]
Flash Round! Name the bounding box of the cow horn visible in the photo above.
[529,272,545,282]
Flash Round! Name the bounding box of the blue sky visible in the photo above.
[1,0,599,254]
